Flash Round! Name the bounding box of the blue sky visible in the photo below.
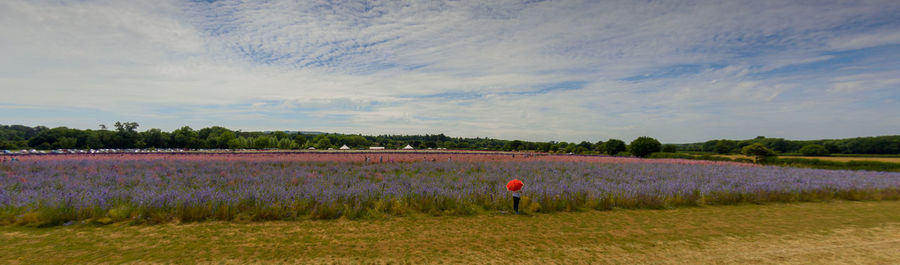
[2,0,899,143]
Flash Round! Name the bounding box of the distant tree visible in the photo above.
[84,130,103,149]
[236,136,251,149]
[277,138,295,149]
[714,140,737,154]
[823,142,841,154]
[272,131,289,140]
[170,126,197,148]
[253,136,274,149]
[594,140,605,153]
[226,138,242,149]
[604,139,627,156]
[701,140,718,152]
[315,137,332,149]
[26,128,56,149]
[0,139,20,150]
[341,135,369,148]
[216,131,236,149]
[742,143,776,163]
[661,144,678,153]
[629,137,662,158]
[141,128,169,148]
[577,141,593,151]
[294,134,308,147]
[537,142,552,152]
[312,134,329,144]
[737,140,754,150]
[842,137,900,154]
[505,140,524,151]
[553,142,568,153]
[113,121,140,148]
[564,143,577,153]
[456,141,470,149]
[0,139,18,150]
[799,144,829,156]
[55,136,77,149]
[757,138,789,153]
[36,142,52,150]
[96,130,115,148]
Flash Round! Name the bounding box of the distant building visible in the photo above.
[308,147,316,150]
[369,147,385,150]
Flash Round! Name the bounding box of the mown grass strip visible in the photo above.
[2,201,898,264]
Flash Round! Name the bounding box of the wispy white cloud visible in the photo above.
[1,0,899,143]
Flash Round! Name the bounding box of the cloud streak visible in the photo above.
[1,0,899,143]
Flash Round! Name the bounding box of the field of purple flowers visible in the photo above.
[2,157,899,226]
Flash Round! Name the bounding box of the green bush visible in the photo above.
[604,139,627,156]
[742,143,776,163]
[629,137,661,158]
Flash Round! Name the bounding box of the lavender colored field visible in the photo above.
[1,154,898,226]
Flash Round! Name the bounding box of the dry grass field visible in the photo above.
[2,201,898,264]
[789,156,900,163]
[720,154,900,163]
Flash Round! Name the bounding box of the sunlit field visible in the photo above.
[2,201,898,264]
[6,0,900,263]
[2,153,898,226]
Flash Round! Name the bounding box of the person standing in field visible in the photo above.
[507,179,524,214]
[512,190,521,214]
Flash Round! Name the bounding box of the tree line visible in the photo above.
[2,123,898,155]
[675,135,900,155]
[0,123,660,156]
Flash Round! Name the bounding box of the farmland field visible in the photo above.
[2,152,898,226]
[1,152,900,264]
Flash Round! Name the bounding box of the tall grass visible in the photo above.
[1,158,898,226]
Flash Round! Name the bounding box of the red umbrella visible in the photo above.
[506,179,524,191]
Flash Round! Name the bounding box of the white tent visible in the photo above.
[308,147,316,150]
[403,144,414,150]
[339,145,350,150]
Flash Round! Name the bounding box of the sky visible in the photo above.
[2,0,899,143]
